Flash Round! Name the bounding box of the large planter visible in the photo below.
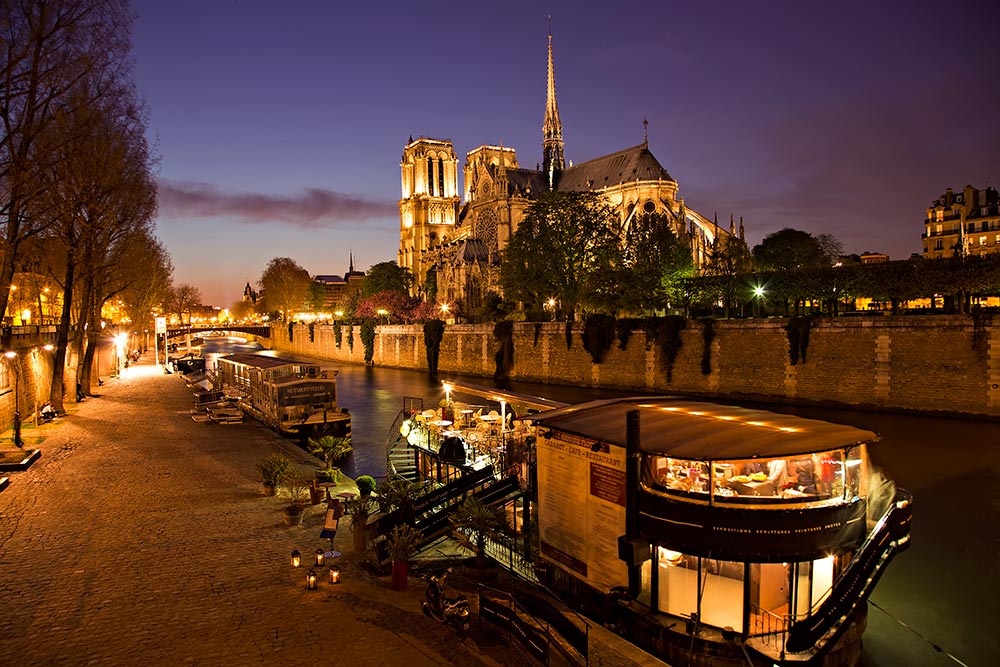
[282,506,304,526]
[390,560,410,591]
[352,523,370,553]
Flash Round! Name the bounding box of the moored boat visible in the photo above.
[216,353,350,437]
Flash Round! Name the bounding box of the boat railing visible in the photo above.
[747,603,788,659]
[784,489,912,654]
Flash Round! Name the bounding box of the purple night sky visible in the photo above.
[132,0,1000,307]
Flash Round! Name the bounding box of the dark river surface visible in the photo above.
[206,341,998,666]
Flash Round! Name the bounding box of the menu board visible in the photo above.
[537,433,627,592]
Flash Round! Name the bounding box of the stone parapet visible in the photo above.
[273,315,1000,417]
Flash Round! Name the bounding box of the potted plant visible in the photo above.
[449,496,508,578]
[385,524,422,590]
[377,477,425,516]
[281,472,312,526]
[256,453,292,496]
[308,435,353,483]
[355,475,377,497]
[346,496,375,553]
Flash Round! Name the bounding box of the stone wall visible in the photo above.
[272,315,1000,417]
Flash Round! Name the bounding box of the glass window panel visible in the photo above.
[657,548,697,618]
[701,559,745,632]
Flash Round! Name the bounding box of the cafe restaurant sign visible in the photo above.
[536,432,627,593]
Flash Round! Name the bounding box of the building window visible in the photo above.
[980,236,987,246]
[936,210,944,222]
[935,224,942,234]
[935,240,943,250]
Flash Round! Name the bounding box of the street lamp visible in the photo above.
[752,284,766,318]
[376,309,389,325]
[4,350,21,448]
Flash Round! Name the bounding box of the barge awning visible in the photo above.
[529,397,876,459]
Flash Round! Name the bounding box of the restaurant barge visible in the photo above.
[529,396,912,667]
[216,353,350,437]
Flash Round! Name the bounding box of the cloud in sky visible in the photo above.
[157,180,397,228]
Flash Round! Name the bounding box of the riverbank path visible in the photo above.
[0,353,664,667]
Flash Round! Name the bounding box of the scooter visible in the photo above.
[422,569,471,638]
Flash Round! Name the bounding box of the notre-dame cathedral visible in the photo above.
[398,31,745,312]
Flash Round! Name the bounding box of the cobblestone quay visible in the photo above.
[0,356,526,667]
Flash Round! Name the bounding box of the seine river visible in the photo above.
[205,340,997,666]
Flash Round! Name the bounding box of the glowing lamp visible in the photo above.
[306,569,318,590]
[328,568,341,585]
[290,549,301,568]
[315,549,325,567]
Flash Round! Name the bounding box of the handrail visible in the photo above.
[785,489,912,653]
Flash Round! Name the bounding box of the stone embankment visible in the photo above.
[275,315,1000,418]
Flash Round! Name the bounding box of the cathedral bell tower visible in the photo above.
[398,137,459,291]
[542,27,565,190]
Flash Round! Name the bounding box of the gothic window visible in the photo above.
[478,209,499,253]
[478,177,492,199]
[438,158,445,196]
[643,200,656,213]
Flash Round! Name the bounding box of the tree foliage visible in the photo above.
[260,257,310,321]
[361,261,412,297]
[620,212,695,314]
[752,228,838,272]
[500,191,622,317]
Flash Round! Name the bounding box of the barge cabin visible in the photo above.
[216,353,350,437]
[529,397,911,667]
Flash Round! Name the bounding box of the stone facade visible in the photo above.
[274,315,1000,418]
[924,184,1000,259]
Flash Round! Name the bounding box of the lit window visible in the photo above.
[980,236,987,246]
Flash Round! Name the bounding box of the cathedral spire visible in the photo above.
[542,19,565,190]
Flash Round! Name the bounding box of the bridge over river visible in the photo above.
[164,325,270,339]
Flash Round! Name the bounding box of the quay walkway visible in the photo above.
[0,353,664,667]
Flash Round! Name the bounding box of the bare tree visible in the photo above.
[0,0,133,323]
[29,78,156,405]
[167,284,202,325]
[259,257,310,321]
[118,233,172,347]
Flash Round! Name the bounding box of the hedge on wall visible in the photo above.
[564,320,573,350]
[347,325,354,351]
[785,315,819,365]
[656,316,687,383]
[493,320,514,383]
[360,320,376,364]
[423,319,445,377]
[582,314,616,364]
[334,321,342,348]
[700,318,715,375]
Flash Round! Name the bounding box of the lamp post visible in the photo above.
[4,350,21,448]
[376,309,388,326]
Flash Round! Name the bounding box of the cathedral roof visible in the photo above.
[505,168,547,197]
[556,144,674,192]
[451,238,495,265]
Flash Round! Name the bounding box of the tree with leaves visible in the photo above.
[259,257,310,321]
[360,261,413,297]
[705,235,752,317]
[752,228,838,272]
[500,191,622,318]
[620,212,694,314]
